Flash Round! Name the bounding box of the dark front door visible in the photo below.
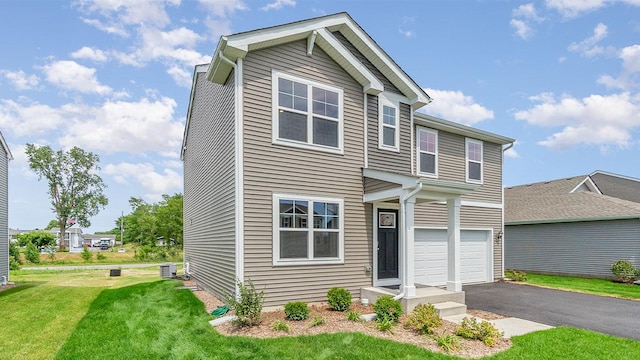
[377,209,398,279]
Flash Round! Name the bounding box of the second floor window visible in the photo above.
[378,94,400,151]
[417,128,437,176]
[272,71,343,153]
[466,138,483,183]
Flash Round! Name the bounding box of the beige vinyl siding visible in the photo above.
[0,145,7,280]
[414,203,502,280]
[422,130,502,203]
[367,95,412,174]
[183,71,237,299]
[364,178,400,193]
[332,31,400,94]
[242,40,370,307]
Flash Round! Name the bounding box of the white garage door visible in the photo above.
[414,229,491,286]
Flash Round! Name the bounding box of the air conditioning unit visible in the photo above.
[160,263,177,278]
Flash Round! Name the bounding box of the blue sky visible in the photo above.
[1,0,639,233]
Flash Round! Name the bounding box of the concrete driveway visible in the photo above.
[464,282,640,340]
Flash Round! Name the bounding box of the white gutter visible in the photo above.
[393,182,423,300]
[500,142,514,279]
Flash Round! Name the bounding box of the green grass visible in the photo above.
[525,273,640,300]
[3,270,640,359]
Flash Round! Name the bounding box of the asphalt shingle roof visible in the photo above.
[505,175,640,224]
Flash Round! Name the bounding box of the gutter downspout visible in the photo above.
[393,182,423,300]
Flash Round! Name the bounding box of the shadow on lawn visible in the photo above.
[0,283,42,298]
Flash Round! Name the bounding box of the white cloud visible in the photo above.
[103,162,182,201]
[510,19,533,40]
[567,23,611,57]
[77,0,178,29]
[399,16,416,38]
[421,88,494,125]
[71,46,109,62]
[545,0,640,18]
[261,0,295,11]
[198,0,248,17]
[41,60,112,95]
[504,141,521,158]
[204,17,232,38]
[1,70,40,90]
[80,17,128,37]
[0,96,183,155]
[597,44,640,90]
[167,65,193,88]
[514,92,640,150]
[513,3,544,21]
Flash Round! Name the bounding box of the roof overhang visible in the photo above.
[0,131,13,160]
[181,64,209,160]
[414,112,515,145]
[206,12,430,108]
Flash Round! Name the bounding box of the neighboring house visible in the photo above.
[83,234,116,247]
[1,131,12,283]
[505,171,640,278]
[181,13,514,307]
[50,227,84,251]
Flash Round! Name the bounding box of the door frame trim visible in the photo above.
[373,202,401,287]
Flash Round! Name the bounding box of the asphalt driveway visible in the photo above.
[464,282,640,340]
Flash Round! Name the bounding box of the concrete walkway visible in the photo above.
[443,313,554,338]
[21,263,166,271]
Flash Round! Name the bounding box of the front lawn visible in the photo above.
[524,273,640,300]
[2,270,639,359]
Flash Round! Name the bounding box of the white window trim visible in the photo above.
[416,127,438,178]
[272,193,345,266]
[465,138,483,184]
[271,70,344,155]
[378,93,401,152]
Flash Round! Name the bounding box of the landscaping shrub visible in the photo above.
[346,311,362,322]
[376,317,395,333]
[404,303,441,335]
[9,242,22,265]
[96,252,106,261]
[226,278,264,327]
[327,287,352,311]
[456,317,503,346]
[611,260,638,283]
[81,246,93,262]
[309,315,325,327]
[271,320,290,332]
[373,295,403,324]
[25,242,40,264]
[9,257,21,270]
[505,269,527,282]
[436,332,461,353]
[284,301,309,321]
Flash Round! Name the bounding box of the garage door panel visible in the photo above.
[414,229,490,286]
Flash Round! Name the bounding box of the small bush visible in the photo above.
[309,315,325,327]
[376,317,395,333]
[504,269,527,282]
[611,260,637,283]
[25,242,40,264]
[96,252,106,261]
[373,295,403,324]
[47,249,56,263]
[284,301,309,321]
[9,242,22,265]
[436,332,461,353]
[271,320,290,332]
[9,257,21,270]
[81,246,93,262]
[346,311,362,322]
[327,287,352,312]
[404,303,441,335]
[225,278,264,327]
[456,317,503,346]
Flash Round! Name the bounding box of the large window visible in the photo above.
[417,127,438,176]
[466,138,483,183]
[272,71,343,153]
[378,95,400,151]
[273,194,344,265]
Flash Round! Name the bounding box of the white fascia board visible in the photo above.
[414,112,515,145]
[415,178,479,196]
[181,64,209,160]
[363,187,403,203]
[570,176,602,194]
[0,131,12,160]
[362,168,417,188]
[590,170,640,184]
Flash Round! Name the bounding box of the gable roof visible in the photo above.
[505,175,640,224]
[414,113,515,145]
[207,12,431,108]
[589,170,640,204]
[0,131,12,160]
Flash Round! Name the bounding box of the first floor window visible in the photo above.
[274,194,344,264]
[466,138,483,183]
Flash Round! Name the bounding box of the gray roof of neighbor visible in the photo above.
[505,175,640,224]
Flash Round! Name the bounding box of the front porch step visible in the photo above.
[361,287,465,313]
[433,301,467,317]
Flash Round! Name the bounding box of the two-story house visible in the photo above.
[1,131,12,283]
[181,13,514,308]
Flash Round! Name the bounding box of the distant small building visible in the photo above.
[83,234,116,248]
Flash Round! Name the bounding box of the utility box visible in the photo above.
[160,263,177,278]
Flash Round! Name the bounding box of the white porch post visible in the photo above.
[446,197,462,292]
[403,197,416,297]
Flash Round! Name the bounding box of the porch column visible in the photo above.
[446,197,462,292]
[403,197,416,297]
